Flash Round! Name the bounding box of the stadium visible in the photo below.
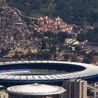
[0,61,98,86]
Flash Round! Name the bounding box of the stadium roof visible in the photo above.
[7,83,66,95]
[0,61,98,81]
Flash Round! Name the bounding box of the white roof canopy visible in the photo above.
[7,83,66,95]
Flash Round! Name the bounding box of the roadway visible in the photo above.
[14,8,37,20]
[88,85,98,92]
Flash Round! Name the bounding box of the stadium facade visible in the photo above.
[0,61,98,86]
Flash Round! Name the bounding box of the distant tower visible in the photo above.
[63,79,87,98]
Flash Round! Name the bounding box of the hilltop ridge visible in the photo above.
[5,0,98,26]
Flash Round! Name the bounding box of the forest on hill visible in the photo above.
[6,0,98,26]
[77,27,98,43]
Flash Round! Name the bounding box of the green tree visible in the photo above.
[75,45,81,52]
[83,57,90,64]
[71,55,77,62]
[0,49,10,56]
[0,8,4,12]
[50,46,56,54]
[64,54,69,60]
[41,40,46,49]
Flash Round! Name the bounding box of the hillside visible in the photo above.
[5,0,98,26]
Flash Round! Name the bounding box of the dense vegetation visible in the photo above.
[0,7,4,12]
[6,0,98,26]
[77,27,98,43]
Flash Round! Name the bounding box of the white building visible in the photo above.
[63,79,87,98]
[0,91,8,98]
[7,83,66,98]
[90,82,98,98]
